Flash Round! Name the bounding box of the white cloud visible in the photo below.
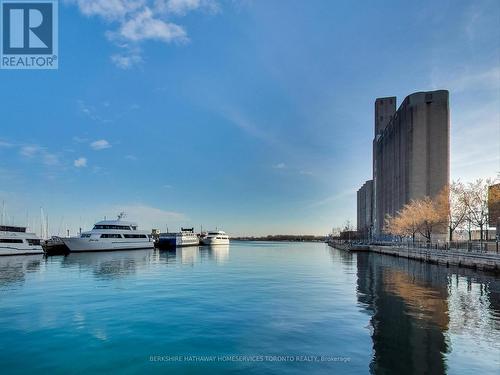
[125,154,138,160]
[90,139,112,150]
[118,7,187,43]
[19,145,60,166]
[77,100,112,123]
[220,107,277,144]
[74,157,88,167]
[157,0,219,16]
[20,145,40,158]
[430,66,500,93]
[111,52,143,69]
[68,0,218,68]
[70,0,145,20]
[273,162,286,169]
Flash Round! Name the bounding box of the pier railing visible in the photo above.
[368,240,499,254]
[328,238,500,254]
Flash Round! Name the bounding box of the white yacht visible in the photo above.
[157,227,199,248]
[0,225,44,256]
[200,230,230,246]
[62,216,153,252]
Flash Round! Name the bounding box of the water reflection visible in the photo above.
[61,249,156,280]
[177,246,199,265]
[355,251,500,374]
[157,245,231,266]
[157,248,177,264]
[0,255,43,287]
[208,244,230,264]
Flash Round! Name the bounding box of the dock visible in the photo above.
[328,241,500,273]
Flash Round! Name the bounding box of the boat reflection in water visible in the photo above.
[0,254,42,287]
[157,245,230,266]
[208,244,230,264]
[176,246,199,265]
[61,248,156,280]
[354,251,500,374]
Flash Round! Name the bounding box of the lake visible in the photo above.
[0,241,499,374]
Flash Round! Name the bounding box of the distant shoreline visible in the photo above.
[232,236,326,242]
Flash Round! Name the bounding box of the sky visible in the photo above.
[0,0,499,236]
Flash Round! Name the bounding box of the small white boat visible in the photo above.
[62,214,153,252]
[200,230,230,246]
[157,227,199,248]
[0,225,44,256]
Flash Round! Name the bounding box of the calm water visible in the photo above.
[1,242,499,374]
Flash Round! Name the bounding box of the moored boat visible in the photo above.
[157,227,199,248]
[43,236,70,255]
[62,214,153,252]
[200,230,230,246]
[0,225,44,256]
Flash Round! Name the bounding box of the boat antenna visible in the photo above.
[117,212,126,220]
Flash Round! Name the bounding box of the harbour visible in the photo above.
[1,1,498,373]
[0,242,499,374]
[1,212,231,256]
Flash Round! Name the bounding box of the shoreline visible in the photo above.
[329,242,500,274]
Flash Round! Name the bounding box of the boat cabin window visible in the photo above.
[0,226,26,233]
[123,234,147,238]
[100,234,123,238]
[81,234,91,238]
[131,226,137,230]
[0,238,23,243]
[93,225,131,230]
[27,239,41,246]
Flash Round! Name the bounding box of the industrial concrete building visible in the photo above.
[488,183,500,240]
[357,180,373,238]
[357,90,450,237]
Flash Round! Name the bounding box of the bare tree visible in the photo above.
[448,181,467,241]
[343,220,353,232]
[415,194,448,243]
[384,188,448,244]
[463,178,492,241]
[385,204,420,243]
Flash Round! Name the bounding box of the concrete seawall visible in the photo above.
[329,243,500,273]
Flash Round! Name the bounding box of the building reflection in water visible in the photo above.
[354,251,500,374]
[0,255,43,287]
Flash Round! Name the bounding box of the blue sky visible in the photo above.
[0,0,499,236]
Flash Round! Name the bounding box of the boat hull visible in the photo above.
[157,237,199,248]
[0,246,44,256]
[62,238,154,252]
[200,238,230,246]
